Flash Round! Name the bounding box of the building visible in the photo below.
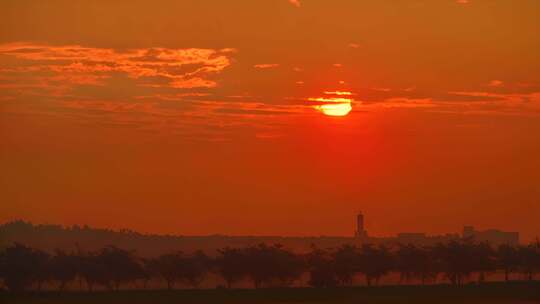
[463,226,519,246]
[353,213,518,246]
[355,212,368,238]
[397,233,428,244]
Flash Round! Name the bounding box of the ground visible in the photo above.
[2,283,539,304]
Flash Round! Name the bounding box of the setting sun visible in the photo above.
[316,103,352,116]
[309,91,354,116]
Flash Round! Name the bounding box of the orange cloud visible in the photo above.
[324,91,353,96]
[0,43,235,89]
[253,63,280,69]
[488,80,504,87]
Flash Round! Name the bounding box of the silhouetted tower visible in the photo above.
[463,226,475,239]
[355,212,368,238]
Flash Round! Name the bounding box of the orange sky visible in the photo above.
[1,0,539,241]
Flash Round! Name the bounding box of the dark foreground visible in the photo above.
[2,283,540,304]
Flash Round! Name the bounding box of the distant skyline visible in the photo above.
[1,1,539,242]
[0,216,527,244]
[0,218,520,241]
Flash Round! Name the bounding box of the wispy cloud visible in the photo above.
[0,43,236,90]
[488,80,504,87]
[253,63,280,69]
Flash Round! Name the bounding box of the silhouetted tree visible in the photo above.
[138,257,154,289]
[49,249,79,291]
[4,236,540,292]
[98,246,144,290]
[78,251,111,291]
[497,244,520,282]
[518,241,540,281]
[471,242,496,283]
[243,244,304,288]
[395,244,438,285]
[395,244,418,284]
[148,254,177,290]
[332,245,361,286]
[271,245,305,287]
[0,243,48,291]
[215,247,247,289]
[416,246,440,285]
[306,246,337,288]
[434,240,477,285]
[358,244,393,286]
[178,251,210,288]
[32,248,51,291]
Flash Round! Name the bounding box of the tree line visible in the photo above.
[0,239,539,292]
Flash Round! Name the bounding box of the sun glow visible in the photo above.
[310,91,354,116]
[316,103,353,116]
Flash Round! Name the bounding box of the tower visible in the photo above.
[355,212,368,238]
[463,226,475,238]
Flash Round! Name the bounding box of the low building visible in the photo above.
[463,226,519,246]
[397,232,427,244]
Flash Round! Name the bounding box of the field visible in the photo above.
[2,283,539,304]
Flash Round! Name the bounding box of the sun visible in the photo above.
[316,103,352,116]
[309,91,353,117]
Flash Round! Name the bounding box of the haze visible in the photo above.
[1,0,539,241]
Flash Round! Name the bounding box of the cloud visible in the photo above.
[324,91,353,96]
[488,80,504,87]
[0,43,235,90]
[368,98,435,109]
[214,108,292,116]
[253,63,280,69]
[288,0,301,8]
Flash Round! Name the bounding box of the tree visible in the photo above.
[78,251,112,291]
[49,249,79,291]
[0,243,48,291]
[139,258,154,289]
[178,251,210,288]
[518,241,540,281]
[497,244,520,282]
[332,245,361,286]
[150,251,210,290]
[395,244,418,284]
[270,245,305,287]
[243,244,304,288]
[306,246,337,288]
[152,252,183,290]
[471,242,496,283]
[97,246,145,291]
[358,244,393,286]
[395,244,438,285]
[437,240,475,285]
[215,247,247,289]
[32,248,51,291]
